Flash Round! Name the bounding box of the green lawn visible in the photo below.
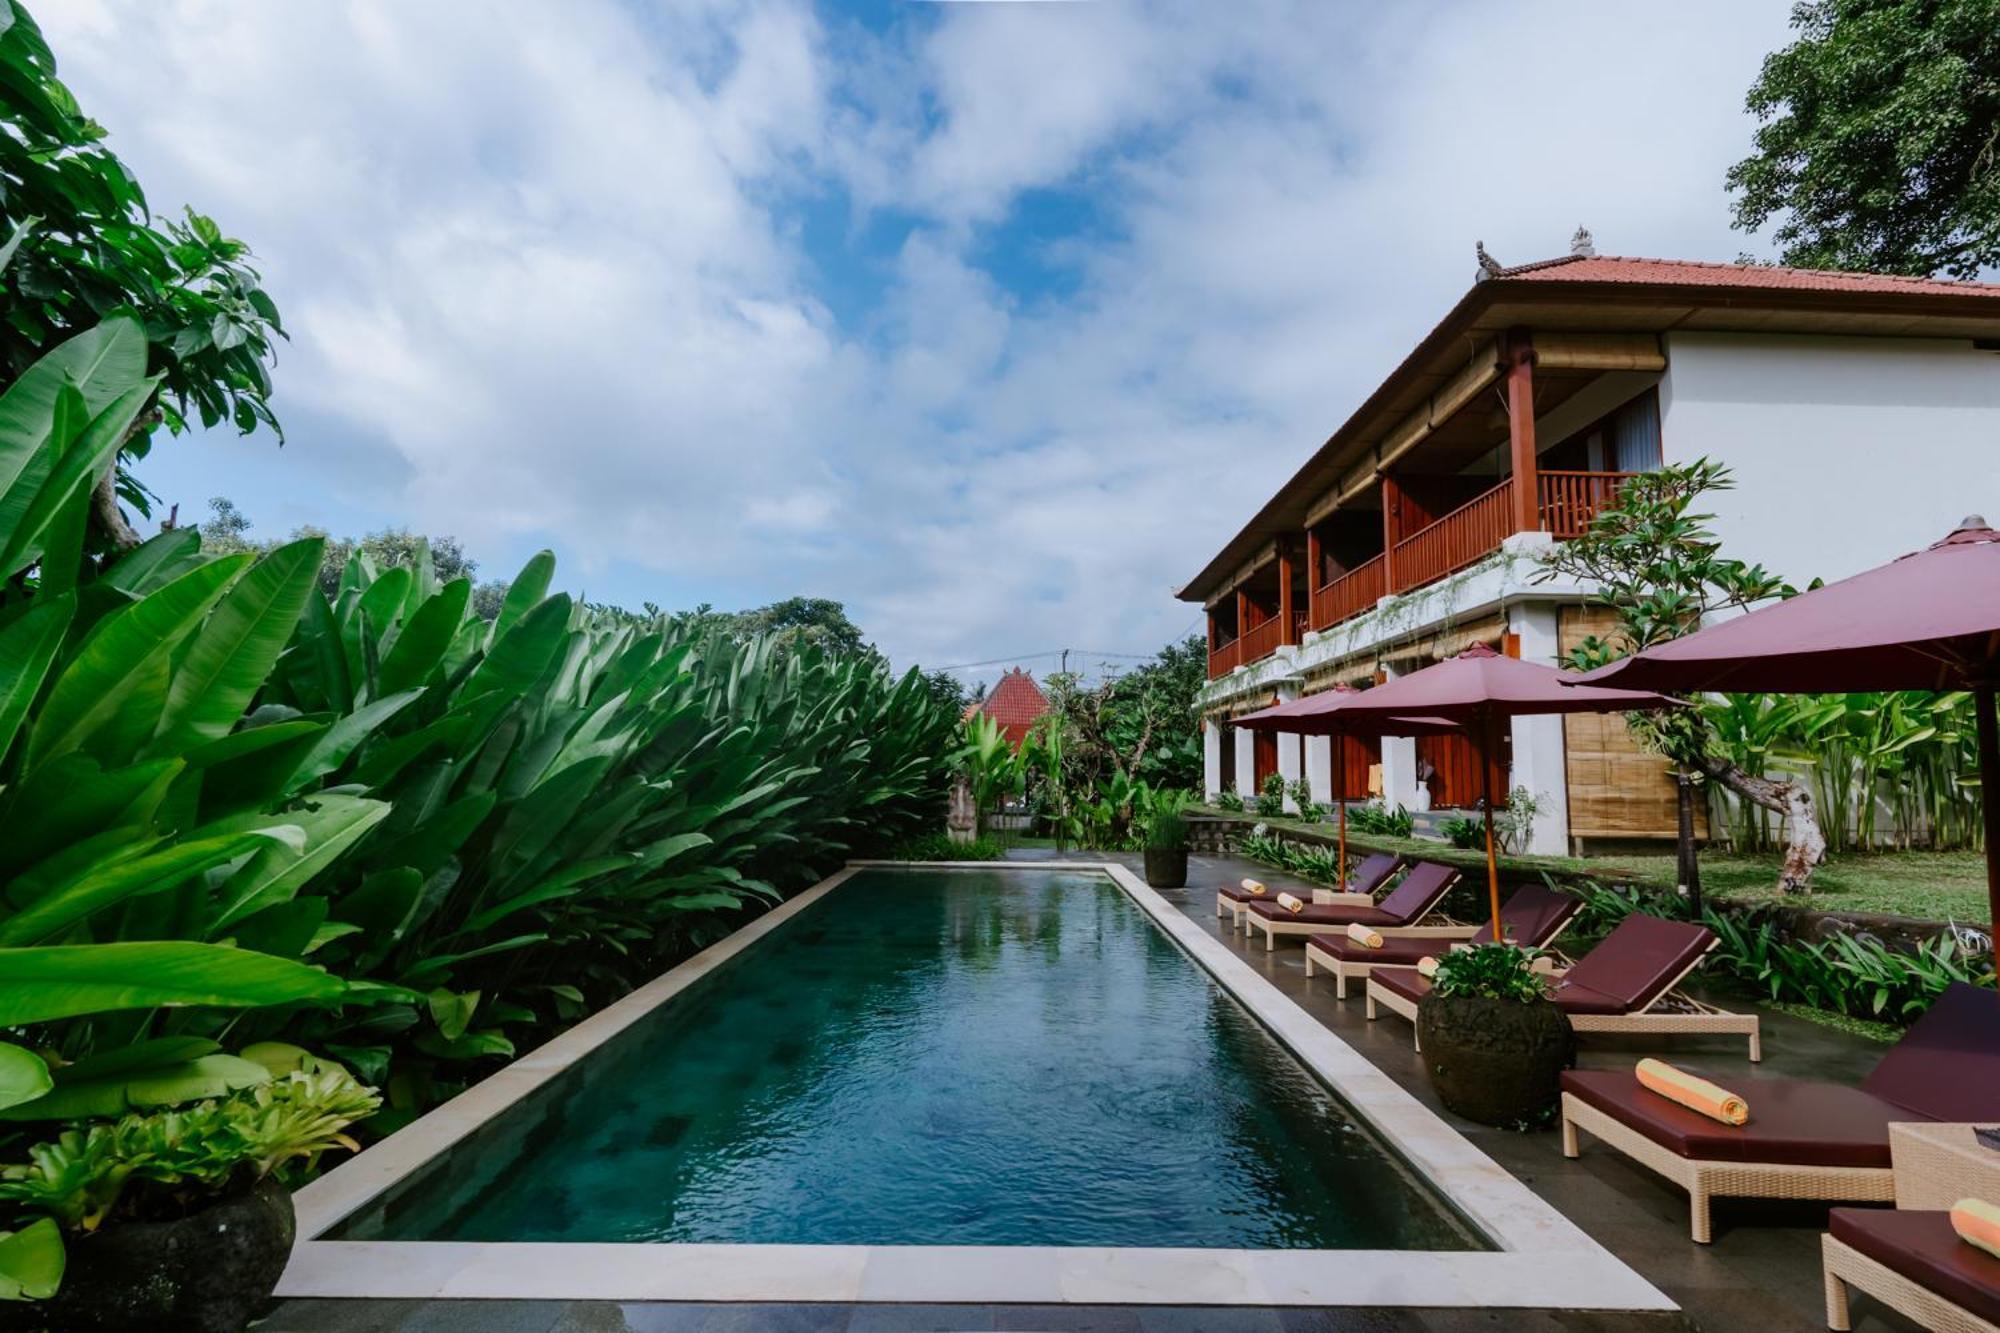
[1619,850,1991,926]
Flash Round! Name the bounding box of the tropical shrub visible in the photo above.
[1430,944,1546,1004]
[1347,801,1414,838]
[1236,832,1345,887]
[1214,790,1244,813]
[1134,787,1191,852]
[1287,777,1322,823]
[1438,816,1483,850]
[1570,882,1995,1022]
[1253,772,1286,818]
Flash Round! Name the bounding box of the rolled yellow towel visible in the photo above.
[1240,878,1267,897]
[1275,891,1306,915]
[1344,922,1383,949]
[1416,956,1439,978]
[1634,1058,1748,1126]
[1952,1198,2000,1260]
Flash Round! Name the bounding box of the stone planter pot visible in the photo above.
[1143,847,1189,889]
[1415,993,1574,1129]
[0,1178,295,1333]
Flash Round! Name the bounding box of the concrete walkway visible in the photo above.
[263,851,1917,1332]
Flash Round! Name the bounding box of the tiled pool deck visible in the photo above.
[262,851,1919,1332]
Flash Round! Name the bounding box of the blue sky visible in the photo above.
[45,0,1796,686]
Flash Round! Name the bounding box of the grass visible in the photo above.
[1761,999,1902,1044]
[1194,804,1992,925]
[1617,850,1991,926]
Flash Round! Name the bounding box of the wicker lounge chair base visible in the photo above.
[1560,1091,1893,1243]
[1822,1233,1999,1333]
[1248,913,1467,950]
[1569,1007,1762,1062]
[1222,890,1370,932]
[1305,940,1473,998]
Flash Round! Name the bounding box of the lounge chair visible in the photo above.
[1561,981,2000,1243]
[1304,882,1579,999]
[1240,861,1462,952]
[1215,851,1401,929]
[1366,914,1761,1060]
[1823,1207,2000,1332]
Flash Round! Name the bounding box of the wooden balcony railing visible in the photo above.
[1208,636,1242,679]
[1390,478,1516,594]
[1309,553,1386,631]
[1240,613,1286,665]
[1537,470,1639,538]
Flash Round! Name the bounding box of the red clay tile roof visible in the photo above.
[1494,254,2000,299]
[967,668,1050,748]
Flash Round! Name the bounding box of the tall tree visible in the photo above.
[1728,0,2000,277]
[0,2,285,558]
[1540,461,1828,898]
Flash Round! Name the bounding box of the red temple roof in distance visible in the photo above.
[965,668,1051,747]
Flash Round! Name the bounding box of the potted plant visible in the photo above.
[0,1050,380,1333]
[1415,944,1573,1129]
[1137,788,1192,889]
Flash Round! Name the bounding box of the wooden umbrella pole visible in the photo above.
[1480,710,1503,941]
[1975,684,2000,935]
[1336,731,1349,888]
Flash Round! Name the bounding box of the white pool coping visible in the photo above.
[278,860,1672,1312]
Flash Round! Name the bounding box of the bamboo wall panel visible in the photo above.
[1559,605,1703,839]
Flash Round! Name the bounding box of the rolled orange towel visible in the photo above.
[1240,878,1267,897]
[1275,891,1306,915]
[1952,1198,2000,1260]
[1344,922,1383,949]
[1416,956,1439,978]
[1634,1058,1748,1126]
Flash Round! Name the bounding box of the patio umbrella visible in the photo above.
[1306,644,1678,939]
[1235,687,1459,893]
[1580,515,2000,929]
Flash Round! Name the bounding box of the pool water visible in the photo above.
[336,868,1482,1250]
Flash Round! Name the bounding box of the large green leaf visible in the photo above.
[101,525,204,598]
[211,795,391,930]
[0,941,343,1025]
[0,1049,269,1122]
[152,537,324,752]
[0,828,300,946]
[0,1218,63,1301]
[0,316,147,505]
[0,378,160,581]
[464,594,570,701]
[0,1042,51,1112]
[0,591,70,767]
[377,577,469,696]
[26,554,250,771]
[491,549,554,643]
[284,689,422,788]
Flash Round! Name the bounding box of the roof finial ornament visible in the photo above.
[1570,225,1596,258]
[1474,241,1504,282]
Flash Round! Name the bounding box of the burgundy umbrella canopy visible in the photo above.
[1319,644,1679,938]
[1581,516,2000,928]
[1235,686,1460,890]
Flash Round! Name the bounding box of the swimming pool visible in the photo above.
[280,861,1671,1310]
[334,867,1475,1250]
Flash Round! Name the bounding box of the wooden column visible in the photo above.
[1277,542,1297,645]
[1380,473,1404,593]
[1304,527,1322,631]
[1206,609,1217,653]
[1235,587,1250,639]
[1507,331,1540,534]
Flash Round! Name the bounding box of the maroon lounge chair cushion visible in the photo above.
[1246,900,1399,927]
[1561,983,2000,1168]
[1320,884,1580,967]
[1860,982,2000,1122]
[1561,1069,1907,1167]
[1248,860,1457,926]
[1476,883,1580,948]
[1373,964,1635,1017]
[1830,1207,2000,1325]
[1220,852,1400,904]
[1552,914,1714,1014]
[1306,934,1440,967]
[1370,967,1432,1007]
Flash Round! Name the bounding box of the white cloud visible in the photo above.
[41,0,1797,682]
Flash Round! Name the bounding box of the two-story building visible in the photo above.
[1181,239,2000,854]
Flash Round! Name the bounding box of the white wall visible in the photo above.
[1203,721,1222,799]
[1661,334,2000,585]
[1507,602,1572,856]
